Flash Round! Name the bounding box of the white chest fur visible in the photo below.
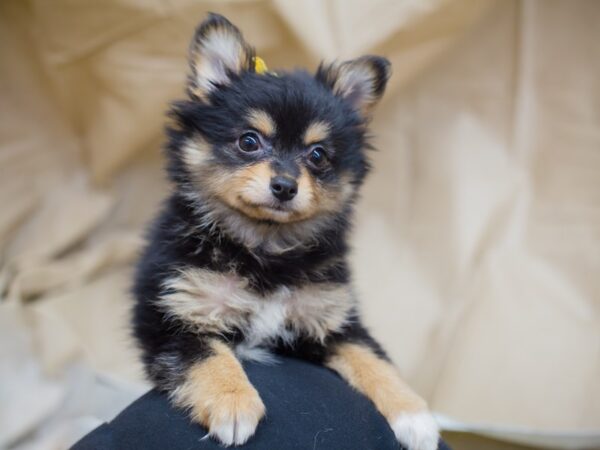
[158,269,354,358]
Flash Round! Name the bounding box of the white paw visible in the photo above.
[391,411,439,450]
[206,391,265,447]
[209,414,259,446]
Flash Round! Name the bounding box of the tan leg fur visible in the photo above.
[171,340,265,446]
[326,343,439,450]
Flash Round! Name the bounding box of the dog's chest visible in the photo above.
[160,269,352,348]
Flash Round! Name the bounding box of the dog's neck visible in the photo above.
[165,192,352,292]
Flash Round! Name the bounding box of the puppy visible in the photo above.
[132,13,439,450]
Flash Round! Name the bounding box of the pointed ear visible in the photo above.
[187,13,254,100]
[317,56,391,117]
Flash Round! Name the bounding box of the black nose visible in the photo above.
[270,176,298,201]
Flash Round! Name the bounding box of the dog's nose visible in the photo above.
[270,176,298,201]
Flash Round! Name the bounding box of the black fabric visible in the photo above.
[73,357,450,450]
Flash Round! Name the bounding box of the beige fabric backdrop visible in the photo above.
[1,1,599,449]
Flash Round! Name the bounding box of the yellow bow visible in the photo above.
[253,56,269,75]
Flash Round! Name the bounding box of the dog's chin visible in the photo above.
[229,199,314,224]
[203,195,340,252]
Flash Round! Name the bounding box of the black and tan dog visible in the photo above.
[133,13,439,450]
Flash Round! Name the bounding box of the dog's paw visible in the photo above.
[171,341,266,446]
[202,387,266,446]
[391,411,439,450]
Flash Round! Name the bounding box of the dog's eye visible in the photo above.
[238,132,261,152]
[308,146,328,167]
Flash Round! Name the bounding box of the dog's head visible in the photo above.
[168,14,390,247]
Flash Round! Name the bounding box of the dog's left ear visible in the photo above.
[317,56,391,117]
[187,13,254,100]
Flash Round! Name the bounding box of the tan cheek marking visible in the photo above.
[198,165,235,199]
[338,175,356,203]
[313,173,352,212]
[182,138,211,168]
[171,340,265,428]
[234,162,273,205]
[209,161,281,221]
[247,109,276,136]
[201,162,270,205]
[293,167,317,217]
[293,170,356,220]
[326,343,427,421]
[319,173,356,213]
[303,121,331,145]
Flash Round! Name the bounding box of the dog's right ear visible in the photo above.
[316,56,391,118]
[187,13,254,101]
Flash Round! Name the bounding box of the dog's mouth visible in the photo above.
[246,201,293,217]
[234,197,308,223]
[254,203,290,213]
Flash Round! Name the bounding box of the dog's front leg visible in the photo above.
[168,339,265,446]
[325,339,439,450]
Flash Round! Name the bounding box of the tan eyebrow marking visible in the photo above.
[246,109,276,136]
[303,121,331,145]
